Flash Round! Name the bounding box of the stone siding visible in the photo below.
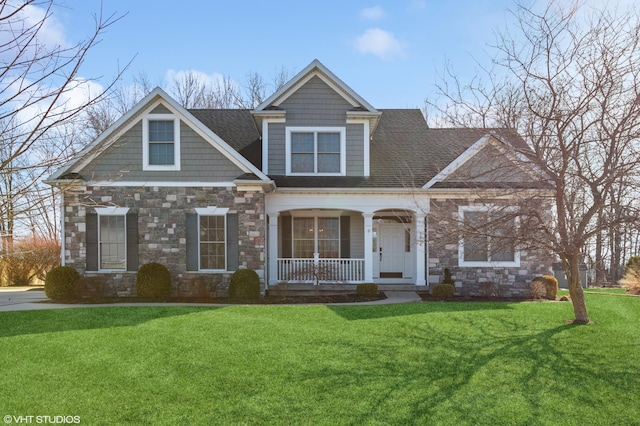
[428,198,553,297]
[63,184,265,297]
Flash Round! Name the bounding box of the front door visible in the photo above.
[378,224,405,278]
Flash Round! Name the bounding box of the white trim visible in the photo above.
[95,208,129,272]
[95,207,130,216]
[423,135,491,189]
[457,205,520,267]
[196,208,228,272]
[85,181,237,188]
[285,127,346,176]
[142,114,181,171]
[195,206,229,216]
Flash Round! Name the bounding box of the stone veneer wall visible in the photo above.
[63,184,265,297]
[428,198,553,297]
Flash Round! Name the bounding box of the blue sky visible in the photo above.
[47,0,519,109]
[48,0,619,109]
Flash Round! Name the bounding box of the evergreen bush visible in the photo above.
[44,266,80,300]
[228,269,260,299]
[432,283,455,298]
[136,262,172,299]
[356,283,378,297]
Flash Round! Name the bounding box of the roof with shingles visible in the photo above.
[189,107,533,189]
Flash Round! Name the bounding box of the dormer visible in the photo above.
[252,60,381,177]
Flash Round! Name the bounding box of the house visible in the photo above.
[46,60,552,297]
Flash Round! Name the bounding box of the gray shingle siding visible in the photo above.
[346,123,364,176]
[79,119,245,182]
[267,122,286,175]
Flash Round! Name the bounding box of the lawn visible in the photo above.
[1,294,639,425]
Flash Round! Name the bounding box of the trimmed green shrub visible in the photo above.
[228,269,260,299]
[542,275,558,300]
[356,283,378,297]
[136,262,172,299]
[432,283,455,298]
[44,266,80,300]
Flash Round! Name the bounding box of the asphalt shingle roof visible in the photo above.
[189,108,533,189]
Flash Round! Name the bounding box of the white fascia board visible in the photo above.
[422,134,491,189]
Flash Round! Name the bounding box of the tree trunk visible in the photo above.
[565,257,589,324]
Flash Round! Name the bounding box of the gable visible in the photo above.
[280,76,354,126]
[48,87,269,185]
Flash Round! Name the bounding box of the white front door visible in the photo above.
[378,224,405,278]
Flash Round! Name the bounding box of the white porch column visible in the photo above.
[362,213,374,282]
[415,213,426,286]
[268,213,279,286]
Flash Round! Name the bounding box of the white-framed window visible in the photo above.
[291,215,340,258]
[458,206,520,267]
[196,207,228,271]
[96,207,129,271]
[142,114,181,171]
[285,127,346,175]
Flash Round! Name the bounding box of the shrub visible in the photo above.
[44,266,80,300]
[228,269,260,299]
[530,277,547,299]
[620,256,640,294]
[542,275,558,300]
[432,283,455,298]
[136,263,172,299]
[356,283,378,297]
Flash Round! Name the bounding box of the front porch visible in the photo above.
[266,191,429,289]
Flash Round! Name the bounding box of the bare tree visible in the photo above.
[0,1,126,256]
[427,1,640,324]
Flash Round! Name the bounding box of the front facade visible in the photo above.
[48,60,552,297]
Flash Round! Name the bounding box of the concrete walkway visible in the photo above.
[0,287,422,312]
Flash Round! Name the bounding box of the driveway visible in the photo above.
[0,287,51,311]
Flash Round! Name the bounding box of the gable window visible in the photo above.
[292,216,340,258]
[286,127,345,175]
[142,114,181,171]
[96,207,129,271]
[458,206,520,267]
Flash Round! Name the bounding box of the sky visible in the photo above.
[47,0,522,110]
[26,0,635,110]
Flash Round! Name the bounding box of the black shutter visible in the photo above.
[126,212,139,271]
[86,211,98,271]
[186,213,198,271]
[281,215,292,258]
[226,213,239,271]
[340,216,350,258]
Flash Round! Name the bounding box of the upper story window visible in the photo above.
[458,206,520,267]
[286,127,345,175]
[142,114,181,171]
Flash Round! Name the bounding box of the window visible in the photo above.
[292,216,340,258]
[142,114,180,171]
[459,206,519,267]
[96,208,129,271]
[286,127,345,175]
[199,215,226,270]
[193,207,229,271]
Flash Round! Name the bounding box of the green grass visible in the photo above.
[1,294,639,425]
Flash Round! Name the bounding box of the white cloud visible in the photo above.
[360,6,386,20]
[354,28,407,61]
[165,69,231,89]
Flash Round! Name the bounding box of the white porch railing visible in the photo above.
[277,257,365,282]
